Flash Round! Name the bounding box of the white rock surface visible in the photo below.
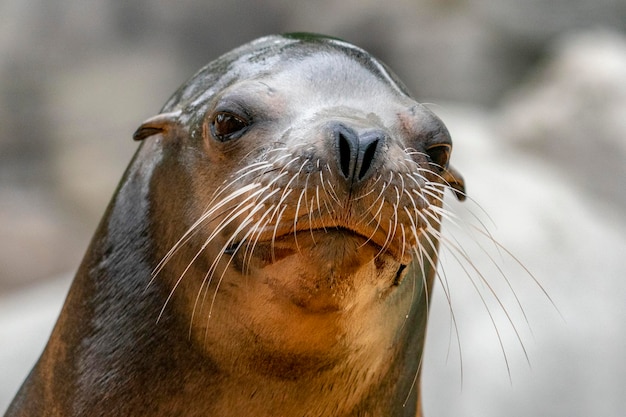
[0,275,71,412]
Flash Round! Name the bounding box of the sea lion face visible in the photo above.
[135,35,464,377]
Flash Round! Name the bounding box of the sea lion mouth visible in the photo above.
[224,226,368,254]
[224,225,412,310]
[225,223,415,266]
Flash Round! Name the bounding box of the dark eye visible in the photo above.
[210,112,249,142]
[425,143,451,171]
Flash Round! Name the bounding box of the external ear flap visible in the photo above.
[442,165,466,201]
[132,110,182,141]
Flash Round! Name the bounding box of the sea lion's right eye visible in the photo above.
[210,111,249,142]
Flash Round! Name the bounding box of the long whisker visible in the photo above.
[467,224,561,315]
[419,227,464,380]
[151,183,264,280]
[437,232,530,380]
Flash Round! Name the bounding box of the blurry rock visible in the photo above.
[499,30,626,210]
[0,59,54,187]
[0,274,71,409]
[472,0,626,43]
[0,188,88,290]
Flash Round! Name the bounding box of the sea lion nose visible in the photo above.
[333,123,383,184]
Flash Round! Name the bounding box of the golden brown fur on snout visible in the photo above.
[5,33,464,417]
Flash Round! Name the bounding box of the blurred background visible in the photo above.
[1,0,625,415]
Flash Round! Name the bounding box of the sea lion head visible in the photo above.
[132,33,465,380]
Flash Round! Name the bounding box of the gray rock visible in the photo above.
[500,30,626,211]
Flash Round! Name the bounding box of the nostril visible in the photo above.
[333,123,384,183]
[338,131,352,179]
[358,137,379,181]
[334,124,359,180]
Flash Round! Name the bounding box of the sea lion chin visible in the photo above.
[5,33,465,417]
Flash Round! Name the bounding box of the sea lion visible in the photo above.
[5,33,465,417]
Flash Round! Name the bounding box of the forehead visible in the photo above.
[265,52,407,102]
[166,38,412,114]
[209,50,416,125]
